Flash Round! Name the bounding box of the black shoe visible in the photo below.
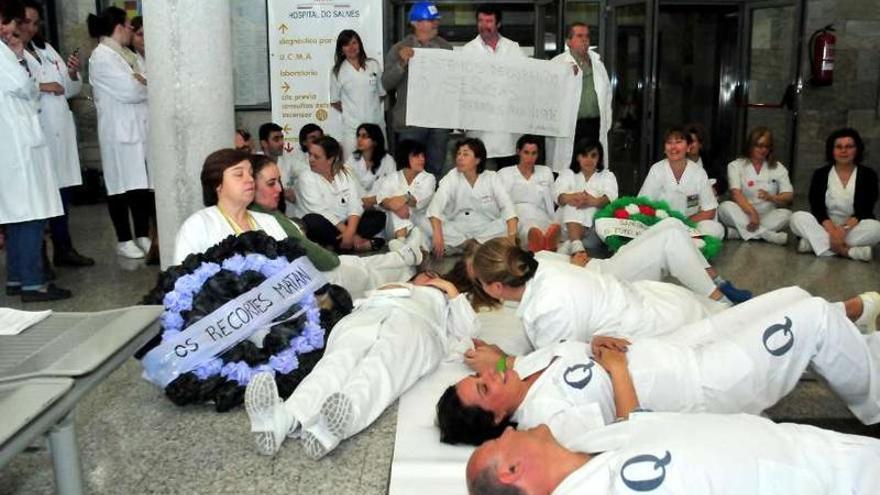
[21,284,73,302]
[53,249,96,267]
[5,285,22,296]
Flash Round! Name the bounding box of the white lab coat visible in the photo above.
[376,169,436,246]
[24,42,83,188]
[554,168,619,228]
[556,411,880,495]
[427,170,518,247]
[282,284,478,440]
[497,165,557,244]
[172,205,415,300]
[546,49,612,173]
[329,58,385,162]
[638,159,724,238]
[461,35,526,158]
[347,154,396,199]
[514,290,880,443]
[718,158,793,240]
[89,42,150,195]
[292,169,363,224]
[517,260,722,349]
[0,41,63,224]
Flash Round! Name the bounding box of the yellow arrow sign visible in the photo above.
[283,124,292,133]
[281,81,290,92]
[279,24,288,34]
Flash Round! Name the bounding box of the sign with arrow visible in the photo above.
[267,0,384,154]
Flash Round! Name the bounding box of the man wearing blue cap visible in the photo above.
[382,1,452,180]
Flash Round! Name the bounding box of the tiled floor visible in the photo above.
[1,203,878,494]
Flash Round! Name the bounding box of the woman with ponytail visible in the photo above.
[88,6,155,260]
[472,237,724,350]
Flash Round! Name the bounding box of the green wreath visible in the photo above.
[593,196,722,260]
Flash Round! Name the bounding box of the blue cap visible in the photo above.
[409,2,441,21]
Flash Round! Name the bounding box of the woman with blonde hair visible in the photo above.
[718,127,793,244]
[472,237,723,350]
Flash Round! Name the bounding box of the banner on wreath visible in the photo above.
[595,218,703,241]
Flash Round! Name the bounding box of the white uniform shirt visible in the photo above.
[89,42,150,195]
[826,166,857,224]
[427,170,517,227]
[329,58,385,133]
[24,42,83,188]
[375,169,436,213]
[497,165,556,224]
[554,412,879,494]
[727,158,793,215]
[346,153,396,198]
[0,41,63,224]
[638,159,717,217]
[513,342,702,442]
[461,35,526,158]
[173,206,287,264]
[517,261,713,348]
[294,169,364,225]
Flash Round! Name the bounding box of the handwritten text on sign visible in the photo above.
[406,49,580,137]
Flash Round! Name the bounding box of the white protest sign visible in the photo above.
[406,49,581,137]
[267,0,383,151]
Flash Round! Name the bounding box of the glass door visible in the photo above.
[741,0,803,170]
[605,0,657,195]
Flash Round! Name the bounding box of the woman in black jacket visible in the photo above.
[790,128,879,261]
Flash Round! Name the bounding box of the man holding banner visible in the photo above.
[382,1,452,179]
[462,4,526,169]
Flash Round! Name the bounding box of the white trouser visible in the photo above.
[282,306,444,437]
[695,218,726,239]
[718,201,792,241]
[325,253,415,300]
[594,218,716,296]
[441,217,508,247]
[695,297,880,424]
[388,210,432,250]
[559,204,599,228]
[790,211,880,256]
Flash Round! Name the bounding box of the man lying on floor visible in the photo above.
[245,271,477,459]
[437,287,880,447]
[465,412,880,494]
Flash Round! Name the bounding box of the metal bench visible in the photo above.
[0,306,162,495]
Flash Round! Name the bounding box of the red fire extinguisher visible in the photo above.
[809,24,835,86]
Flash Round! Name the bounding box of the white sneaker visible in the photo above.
[762,231,788,246]
[797,237,811,253]
[726,228,741,240]
[570,239,586,254]
[855,291,880,334]
[849,246,873,262]
[397,242,423,267]
[135,236,152,254]
[300,392,353,460]
[245,372,294,456]
[556,240,572,256]
[116,240,145,259]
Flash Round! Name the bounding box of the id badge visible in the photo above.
[686,194,699,210]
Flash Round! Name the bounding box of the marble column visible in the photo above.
[144,0,235,268]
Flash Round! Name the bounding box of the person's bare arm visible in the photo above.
[594,347,640,420]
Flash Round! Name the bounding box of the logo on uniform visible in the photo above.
[620,450,672,491]
[762,316,794,356]
[563,361,595,389]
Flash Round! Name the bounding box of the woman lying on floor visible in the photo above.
[245,270,478,459]
[437,286,880,447]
